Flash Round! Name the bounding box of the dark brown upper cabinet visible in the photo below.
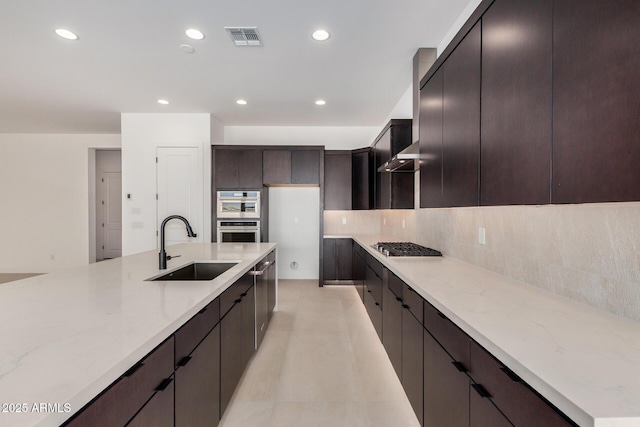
[442,22,481,207]
[262,148,321,186]
[552,0,640,203]
[352,148,373,210]
[324,151,352,210]
[214,148,263,189]
[373,120,413,209]
[420,67,444,208]
[481,0,553,206]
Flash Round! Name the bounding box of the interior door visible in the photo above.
[156,147,202,247]
[100,171,122,259]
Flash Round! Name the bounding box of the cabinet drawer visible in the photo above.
[220,274,253,317]
[365,265,382,306]
[365,253,384,278]
[424,301,469,367]
[387,271,404,299]
[65,337,175,427]
[469,341,573,427]
[363,287,382,340]
[402,283,423,324]
[175,298,220,363]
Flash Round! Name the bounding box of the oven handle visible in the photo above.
[247,261,272,276]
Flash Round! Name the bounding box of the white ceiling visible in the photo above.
[0,0,472,134]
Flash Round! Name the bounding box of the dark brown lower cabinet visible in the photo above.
[382,284,402,378]
[175,325,220,427]
[267,250,276,321]
[63,337,175,427]
[402,308,424,426]
[363,285,382,340]
[127,377,174,427]
[241,283,256,368]
[423,329,469,427]
[352,243,366,302]
[220,299,243,416]
[469,386,513,427]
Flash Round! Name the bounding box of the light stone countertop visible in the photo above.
[0,242,276,427]
[334,234,640,427]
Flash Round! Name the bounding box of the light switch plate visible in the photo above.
[478,227,486,245]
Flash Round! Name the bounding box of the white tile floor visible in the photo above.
[219,280,420,427]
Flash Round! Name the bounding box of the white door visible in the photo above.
[156,147,202,248]
[99,172,122,259]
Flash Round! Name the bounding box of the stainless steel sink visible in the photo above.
[148,262,238,281]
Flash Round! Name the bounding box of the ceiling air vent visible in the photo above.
[225,27,262,46]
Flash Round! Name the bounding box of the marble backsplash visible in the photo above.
[324,203,640,322]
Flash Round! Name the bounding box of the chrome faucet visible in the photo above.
[159,215,197,269]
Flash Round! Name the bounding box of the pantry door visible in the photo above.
[100,171,122,259]
[156,147,203,248]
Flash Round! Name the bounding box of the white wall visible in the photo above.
[224,126,380,150]
[120,113,213,256]
[438,0,484,56]
[0,134,120,273]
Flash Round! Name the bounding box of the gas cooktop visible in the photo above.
[372,242,442,257]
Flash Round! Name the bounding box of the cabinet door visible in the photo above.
[323,238,337,281]
[481,0,553,206]
[375,128,392,209]
[352,244,366,302]
[419,68,444,208]
[267,251,276,320]
[442,22,480,207]
[469,385,513,427]
[255,264,269,349]
[214,150,239,189]
[263,150,292,185]
[126,379,174,427]
[175,326,220,427]
[552,0,640,203]
[324,151,352,210]
[241,283,256,369]
[220,302,242,416]
[382,284,402,379]
[424,329,469,427]
[335,238,353,280]
[237,149,263,188]
[292,150,321,185]
[402,310,424,426]
[352,149,372,210]
[363,284,383,340]
[64,337,175,427]
[175,298,220,363]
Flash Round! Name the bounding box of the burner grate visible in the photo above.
[372,242,442,257]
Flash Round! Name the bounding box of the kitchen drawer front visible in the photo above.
[387,271,404,299]
[353,241,366,258]
[220,273,254,317]
[175,298,220,362]
[365,265,383,306]
[424,301,469,367]
[363,286,382,340]
[402,283,424,324]
[65,336,175,427]
[365,252,384,279]
[469,341,574,427]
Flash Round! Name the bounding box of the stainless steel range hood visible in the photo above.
[377,141,419,172]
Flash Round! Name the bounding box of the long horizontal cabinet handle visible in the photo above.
[155,377,174,392]
[177,356,192,367]
[123,362,144,377]
[451,361,467,373]
[500,366,523,383]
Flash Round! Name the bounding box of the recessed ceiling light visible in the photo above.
[157,99,170,105]
[315,99,326,106]
[236,99,248,105]
[312,29,330,41]
[55,29,78,40]
[185,29,205,40]
[180,44,195,53]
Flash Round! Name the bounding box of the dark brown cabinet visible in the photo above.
[64,337,175,427]
[127,378,174,427]
[373,120,413,209]
[352,241,366,302]
[323,238,353,284]
[382,274,403,378]
[214,148,263,189]
[442,22,480,207]
[352,148,374,210]
[364,259,383,340]
[419,67,444,208]
[262,148,322,186]
[552,0,640,203]
[324,151,352,210]
[402,286,424,426]
[480,0,553,206]
[220,273,254,416]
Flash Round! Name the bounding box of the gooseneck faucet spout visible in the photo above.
[159,215,197,269]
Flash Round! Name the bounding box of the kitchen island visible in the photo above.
[336,234,640,427]
[0,242,276,427]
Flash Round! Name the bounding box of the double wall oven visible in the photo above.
[216,191,262,243]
